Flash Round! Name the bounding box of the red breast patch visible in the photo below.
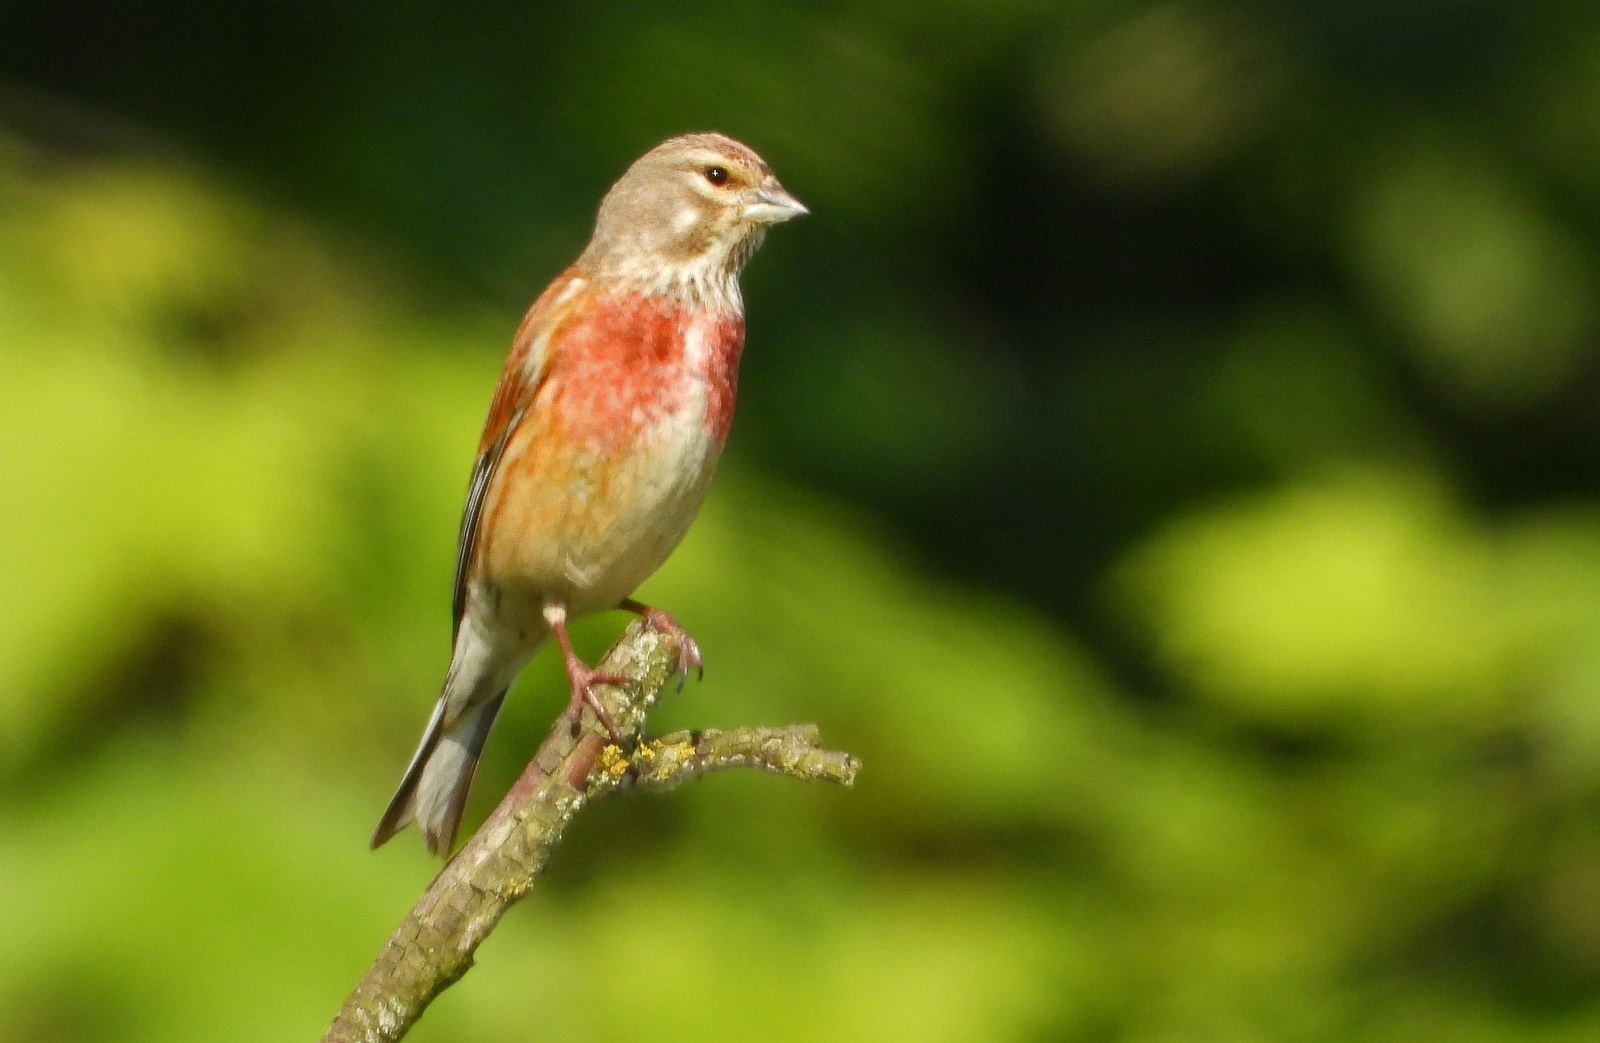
[546,292,745,448]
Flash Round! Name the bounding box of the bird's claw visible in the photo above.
[564,663,629,743]
[673,634,705,693]
[634,606,704,691]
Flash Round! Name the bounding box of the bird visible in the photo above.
[370,133,806,855]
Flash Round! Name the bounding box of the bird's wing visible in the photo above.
[451,272,588,638]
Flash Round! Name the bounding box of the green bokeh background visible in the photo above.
[5,1,1600,1040]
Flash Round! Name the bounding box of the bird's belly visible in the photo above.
[478,392,721,619]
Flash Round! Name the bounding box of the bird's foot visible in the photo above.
[563,657,629,744]
[544,601,627,743]
[621,599,703,691]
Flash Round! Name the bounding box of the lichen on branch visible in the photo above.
[322,620,859,1043]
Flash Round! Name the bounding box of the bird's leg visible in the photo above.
[619,598,703,690]
[542,602,626,742]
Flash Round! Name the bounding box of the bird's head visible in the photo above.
[579,132,806,311]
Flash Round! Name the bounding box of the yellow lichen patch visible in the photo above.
[596,744,630,779]
[658,740,696,770]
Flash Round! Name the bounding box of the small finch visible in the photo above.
[371,133,806,855]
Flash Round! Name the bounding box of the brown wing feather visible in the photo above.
[451,271,587,637]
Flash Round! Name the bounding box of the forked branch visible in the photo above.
[321,620,860,1043]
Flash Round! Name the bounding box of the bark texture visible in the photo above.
[322,620,860,1043]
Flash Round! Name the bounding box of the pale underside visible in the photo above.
[472,352,722,630]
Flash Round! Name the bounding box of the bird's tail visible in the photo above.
[370,687,509,856]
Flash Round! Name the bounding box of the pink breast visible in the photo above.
[698,312,745,444]
[546,293,745,448]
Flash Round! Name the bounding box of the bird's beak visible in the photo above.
[744,185,808,225]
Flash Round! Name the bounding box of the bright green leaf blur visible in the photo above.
[4,2,1600,1041]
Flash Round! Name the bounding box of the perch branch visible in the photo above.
[321,620,860,1043]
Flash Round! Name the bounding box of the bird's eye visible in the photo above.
[703,165,729,186]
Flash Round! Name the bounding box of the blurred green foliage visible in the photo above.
[4,1,1600,1041]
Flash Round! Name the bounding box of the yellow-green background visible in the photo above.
[4,1,1600,1040]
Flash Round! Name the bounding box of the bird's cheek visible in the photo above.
[670,205,701,236]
